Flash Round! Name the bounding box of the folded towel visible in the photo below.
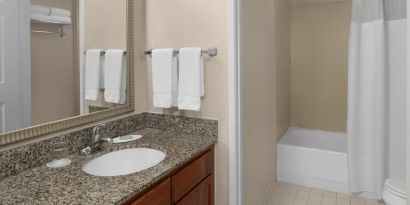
[31,5,50,16]
[151,49,176,108]
[30,13,71,24]
[104,50,127,104]
[178,48,204,111]
[85,49,103,101]
[48,16,72,24]
[50,7,71,17]
[30,13,51,22]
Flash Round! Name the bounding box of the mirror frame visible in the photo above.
[0,0,135,146]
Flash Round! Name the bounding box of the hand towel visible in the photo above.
[31,5,50,16]
[178,48,204,111]
[104,50,127,104]
[118,58,127,104]
[85,49,103,101]
[50,7,71,17]
[152,49,175,108]
[172,55,179,107]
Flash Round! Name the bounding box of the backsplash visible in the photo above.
[0,113,217,180]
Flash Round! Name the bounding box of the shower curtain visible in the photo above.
[347,0,406,198]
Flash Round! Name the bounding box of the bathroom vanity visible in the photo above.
[0,113,218,205]
[0,1,218,204]
[128,149,214,205]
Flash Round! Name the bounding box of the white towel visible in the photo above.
[152,49,176,108]
[172,55,179,107]
[50,7,71,17]
[85,49,103,101]
[178,48,204,111]
[104,50,127,104]
[48,16,71,24]
[30,13,51,22]
[31,5,50,16]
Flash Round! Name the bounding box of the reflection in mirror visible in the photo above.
[0,0,127,134]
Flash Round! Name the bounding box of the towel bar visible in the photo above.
[31,29,66,37]
[144,48,218,57]
[83,51,127,56]
[31,21,69,38]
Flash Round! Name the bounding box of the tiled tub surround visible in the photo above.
[0,113,218,205]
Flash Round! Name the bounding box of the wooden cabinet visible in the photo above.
[175,175,214,205]
[131,178,171,205]
[125,149,214,205]
[172,149,214,203]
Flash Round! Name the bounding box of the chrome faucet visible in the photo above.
[80,124,113,155]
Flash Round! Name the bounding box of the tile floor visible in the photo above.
[268,182,384,205]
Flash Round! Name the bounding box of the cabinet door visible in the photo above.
[131,178,171,205]
[175,175,214,205]
[172,150,214,203]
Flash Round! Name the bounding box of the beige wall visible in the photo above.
[275,0,292,141]
[31,0,79,125]
[242,0,290,204]
[241,0,275,203]
[145,1,229,204]
[84,0,127,50]
[290,1,351,132]
[133,0,147,114]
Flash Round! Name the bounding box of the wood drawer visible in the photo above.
[172,150,214,203]
[176,175,214,205]
[131,178,171,205]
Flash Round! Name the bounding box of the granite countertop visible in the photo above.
[0,128,217,205]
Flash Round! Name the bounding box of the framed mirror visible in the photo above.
[0,0,134,146]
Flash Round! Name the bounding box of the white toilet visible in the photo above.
[382,178,406,205]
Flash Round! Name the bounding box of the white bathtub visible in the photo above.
[277,127,348,193]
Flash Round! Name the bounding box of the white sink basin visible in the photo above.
[82,148,166,177]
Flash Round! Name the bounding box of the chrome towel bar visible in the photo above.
[31,29,66,37]
[144,48,218,57]
[83,50,127,56]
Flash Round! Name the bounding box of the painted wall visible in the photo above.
[242,0,291,203]
[31,0,79,125]
[275,0,292,142]
[84,0,126,50]
[145,1,229,204]
[290,1,351,132]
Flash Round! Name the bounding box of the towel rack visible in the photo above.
[31,20,70,38]
[31,28,66,37]
[144,48,218,57]
[83,50,127,56]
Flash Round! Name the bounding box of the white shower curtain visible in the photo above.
[347,0,406,198]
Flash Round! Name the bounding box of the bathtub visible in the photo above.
[277,127,348,193]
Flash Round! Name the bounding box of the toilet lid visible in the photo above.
[385,178,407,199]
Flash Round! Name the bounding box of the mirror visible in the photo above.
[0,0,134,145]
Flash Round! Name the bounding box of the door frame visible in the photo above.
[228,0,243,204]
[18,0,31,128]
[78,0,85,114]
[407,1,410,204]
